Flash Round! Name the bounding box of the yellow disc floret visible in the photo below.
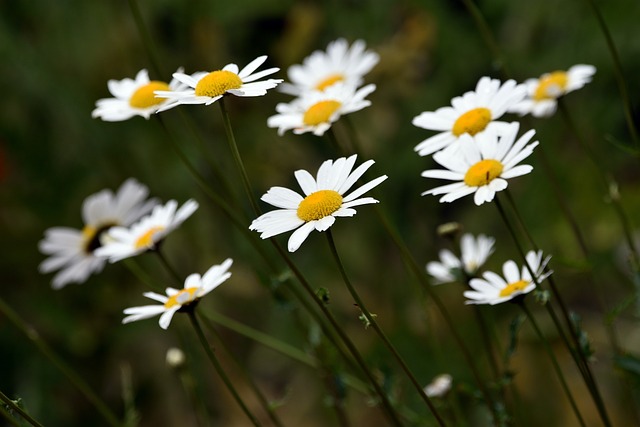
[315,74,344,91]
[297,190,343,222]
[464,159,504,187]
[134,226,165,250]
[129,81,171,108]
[303,100,342,126]
[499,279,529,297]
[533,71,569,101]
[452,108,492,137]
[164,287,199,308]
[195,70,243,97]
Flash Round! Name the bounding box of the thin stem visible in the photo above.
[0,390,44,427]
[0,405,21,427]
[154,247,182,284]
[126,0,163,77]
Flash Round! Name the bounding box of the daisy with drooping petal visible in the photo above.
[249,154,387,252]
[464,250,552,305]
[38,179,157,289]
[509,65,596,118]
[123,259,232,329]
[279,38,379,96]
[267,82,376,136]
[92,69,186,121]
[422,122,538,206]
[413,77,526,156]
[95,199,199,262]
[154,56,282,112]
[427,233,495,284]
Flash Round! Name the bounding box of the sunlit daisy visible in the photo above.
[509,65,596,117]
[38,179,157,289]
[464,250,552,305]
[413,77,526,156]
[155,56,282,112]
[279,38,379,96]
[267,82,376,136]
[95,199,198,262]
[422,122,538,206]
[123,259,232,329]
[249,154,387,252]
[92,68,186,121]
[427,233,495,284]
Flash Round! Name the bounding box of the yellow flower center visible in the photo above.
[452,107,492,137]
[315,74,344,91]
[164,287,199,309]
[297,190,343,222]
[499,279,529,297]
[303,100,342,126]
[463,159,504,187]
[134,226,165,250]
[533,71,568,101]
[194,70,243,97]
[129,81,171,108]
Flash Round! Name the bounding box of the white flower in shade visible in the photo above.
[267,83,376,136]
[464,250,552,305]
[92,69,186,121]
[424,374,453,398]
[38,179,157,289]
[509,65,596,118]
[279,38,379,96]
[427,233,495,284]
[249,155,387,252]
[123,259,232,329]
[95,200,198,262]
[154,56,282,111]
[421,122,538,206]
[412,77,526,156]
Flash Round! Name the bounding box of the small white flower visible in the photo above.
[38,179,157,289]
[95,199,198,262]
[421,122,538,206]
[123,259,232,329]
[424,374,453,398]
[412,77,526,156]
[267,82,375,136]
[427,234,495,284]
[92,69,186,121]
[155,56,282,111]
[464,250,552,305]
[249,154,387,252]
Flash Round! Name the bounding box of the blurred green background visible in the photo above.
[2,0,640,425]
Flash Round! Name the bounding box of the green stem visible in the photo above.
[126,0,163,77]
[0,390,44,427]
[154,247,182,284]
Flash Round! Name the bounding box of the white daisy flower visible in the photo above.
[267,82,376,136]
[123,259,232,329]
[427,233,495,284]
[509,65,596,117]
[424,374,453,398]
[249,154,387,252]
[154,56,282,112]
[38,179,157,289]
[279,38,379,96]
[91,68,186,121]
[421,122,538,206]
[95,199,199,262]
[464,250,552,305]
[412,77,526,156]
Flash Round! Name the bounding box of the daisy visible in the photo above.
[249,154,387,252]
[421,122,538,206]
[427,233,495,284]
[123,259,232,329]
[464,250,552,305]
[509,65,596,117]
[38,179,157,289]
[413,77,526,156]
[279,38,379,96]
[154,56,282,111]
[91,68,186,121]
[95,199,199,262]
[267,82,376,136]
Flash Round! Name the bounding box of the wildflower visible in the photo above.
[249,155,387,252]
[427,234,495,284]
[424,374,453,398]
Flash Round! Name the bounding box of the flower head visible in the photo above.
[424,374,453,398]
[464,250,552,305]
[421,122,538,205]
[38,179,157,289]
[95,199,198,262]
[427,233,495,284]
[123,259,232,329]
[413,77,526,156]
[92,69,186,121]
[155,56,282,111]
[509,65,596,117]
[249,155,387,252]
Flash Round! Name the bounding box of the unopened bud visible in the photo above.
[424,373,452,398]
[437,222,462,240]
[166,347,186,368]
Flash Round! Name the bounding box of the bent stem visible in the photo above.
[0,390,44,427]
